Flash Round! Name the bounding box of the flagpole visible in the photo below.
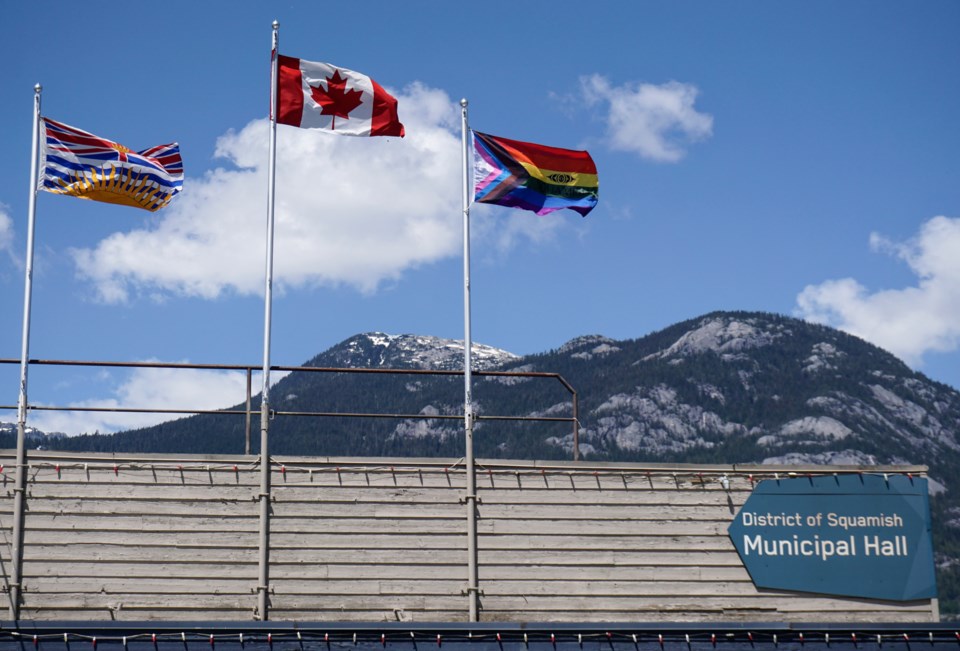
[460,98,480,622]
[10,83,42,620]
[257,19,280,622]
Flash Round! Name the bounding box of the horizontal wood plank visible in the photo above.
[0,451,934,623]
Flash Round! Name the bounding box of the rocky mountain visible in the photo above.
[8,311,960,614]
[314,332,518,371]
[14,310,960,480]
[540,314,960,490]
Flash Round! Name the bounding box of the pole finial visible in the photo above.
[34,83,41,94]
[460,98,468,108]
[272,20,279,29]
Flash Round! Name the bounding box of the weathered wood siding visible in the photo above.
[0,451,937,623]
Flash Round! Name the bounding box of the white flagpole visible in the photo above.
[257,19,280,622]
[460,98,480,622]
[10,83,42,620]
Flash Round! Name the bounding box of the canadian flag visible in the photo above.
[276,55,405,137]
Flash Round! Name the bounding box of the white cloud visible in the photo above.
[796,216,960,366]
[71,83,467,303]
[580,75,713,162]
[0,205,14,260]
[15,365,289,436]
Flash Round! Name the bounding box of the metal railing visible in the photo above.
[0,358,580,460]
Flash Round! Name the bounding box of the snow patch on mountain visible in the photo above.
[335,333,518,371]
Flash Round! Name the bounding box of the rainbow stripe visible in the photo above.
[472,131,598,217]
[39,118,183,212]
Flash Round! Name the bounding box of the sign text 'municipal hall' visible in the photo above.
[727,474,936,601]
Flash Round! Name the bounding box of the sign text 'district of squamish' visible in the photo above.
[727,474,936,601]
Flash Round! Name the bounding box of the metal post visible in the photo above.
[256,20,280,621]
[459,98,480,622]
[10,83,43,620]
[572,390,580,462]
[245,368,252,455]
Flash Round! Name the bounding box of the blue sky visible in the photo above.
[1,1,958,436]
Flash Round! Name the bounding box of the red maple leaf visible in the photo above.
[309,69,364,128]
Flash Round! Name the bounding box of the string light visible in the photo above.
[188,629,960,650]
[13,460,925,485]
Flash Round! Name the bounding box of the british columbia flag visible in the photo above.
[39,118,183,212]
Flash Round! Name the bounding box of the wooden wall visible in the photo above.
[0,451,938,623]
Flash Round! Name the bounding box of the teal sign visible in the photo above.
[728,473,936,601]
